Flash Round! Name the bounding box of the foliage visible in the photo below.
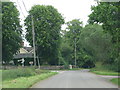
[79,24,112,63]
[91,62,120,72]
[111,78,120,86]
[62,19,83,66]
[91,63,120,76]
[91,71,119,76]
[62,21,115,69]
[25,5,64,65]
[2,68,36,81]
[2,67,50,81]
[77,49,95,68]
[60,39,73,65]
[2,71,58,88]
[89,2,120,42]
[2,2,22,64]
[88,2,120,71]
[65,19,82,47]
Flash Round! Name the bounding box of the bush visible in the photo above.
[91,62,120,72]
[2,68,38,81]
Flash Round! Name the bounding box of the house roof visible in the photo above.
[14,53,33,59]
[23,47,33,52]
[14,47,34,59]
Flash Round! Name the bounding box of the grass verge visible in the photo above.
[2,67,51,81]
[0,70,2,89]
[90,62,120,76]
[91,70,119,76]
[2,72,58,88]
[111,78,120,86]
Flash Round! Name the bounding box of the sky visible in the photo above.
[10,0,97,47]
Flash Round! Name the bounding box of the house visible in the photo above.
[13,42,34,66]
[14,47,34,59]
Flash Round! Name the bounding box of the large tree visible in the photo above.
[60,37,73,66]
[63,19,83,66]
[88,2,120,71]
[89,2,120,43]
[24,5,64,65]
[66,19,83,45]
[2,2,22,64]
[78,24,112,64]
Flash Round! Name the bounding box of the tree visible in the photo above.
[77,49,94,68]
[2,2,22,64]
[63,19,82,66]
[57,19,83,67]
[89,2,119,43]
[66,19,83,45]
[24,5,64,65]
[88,2,120,71]
[65,19,83,66]
[60,38,73,65]
[79,24,112,64]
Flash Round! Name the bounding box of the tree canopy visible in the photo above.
[60,19,83,66]
[2,2,22,64]
[88,2,120,71]
[24,5,64,65]
[79,24,112,64]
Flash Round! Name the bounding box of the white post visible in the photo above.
[21,58,25,67]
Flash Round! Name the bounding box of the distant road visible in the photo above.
[31,69,118,88]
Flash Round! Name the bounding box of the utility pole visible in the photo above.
[75,38,77,67]
[37,56,40,69]
[36,46,40,69]
[20,0,40,67]
[32,15,36,66]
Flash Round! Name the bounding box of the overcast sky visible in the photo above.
[10,0,97,47]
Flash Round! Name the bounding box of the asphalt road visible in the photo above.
[31,69,118,88]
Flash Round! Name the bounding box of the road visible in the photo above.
[31,69,118,88]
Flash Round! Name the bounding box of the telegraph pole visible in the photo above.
[19,0,39,67]
[37,56,40,69]
[36,46,40,69]
[32,15,36,66]
[75,38,77,67]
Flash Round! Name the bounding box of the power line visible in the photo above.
[17,0,40,67]
[16,0,25,18]
[21,0,28,13]
[21,0,40,67]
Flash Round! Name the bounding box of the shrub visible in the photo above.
[2,68,36,81]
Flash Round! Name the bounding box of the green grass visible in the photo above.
[111,78,120,86]
[2,68,50,81]
[1,68,58,88]
[91,70,119,76]
[2,72,58,88]
[90,62,120,76]
[0,70,2,89]
[2,68,36,81]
